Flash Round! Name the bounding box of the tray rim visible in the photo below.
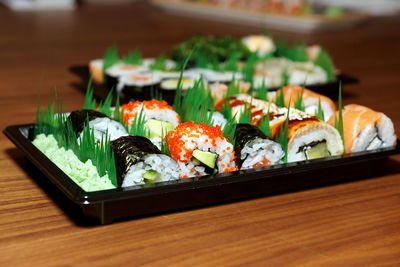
[4,123,399,206]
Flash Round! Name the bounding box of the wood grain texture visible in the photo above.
[0,1,400,265]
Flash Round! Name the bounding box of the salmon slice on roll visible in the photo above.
[216,94,344,162]
[267,85,336,121]
[328,104,397,153]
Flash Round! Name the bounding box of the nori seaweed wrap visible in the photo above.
[68,109,128,141]
[234,124,284,169]
[111,136,179,187]
[68,110,107,135]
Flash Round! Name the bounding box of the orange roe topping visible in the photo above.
[120,100,180,124]
[253,159,271,168]
[167,121,224,162]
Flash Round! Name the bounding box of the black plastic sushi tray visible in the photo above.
[69,65,358,104]
[4,124,399,225]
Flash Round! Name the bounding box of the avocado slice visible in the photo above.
[142,170,160,181]
[144,119,174,138]
[305,142,330,160]
[192,149,217,169]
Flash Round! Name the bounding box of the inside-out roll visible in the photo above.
[235,124,284,169]
[268,85,336,121]
[68,109,128,142]
[167,121,237,178]
[111,136,179,187]
[328,104,397,153]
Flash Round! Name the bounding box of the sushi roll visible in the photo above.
[167,122,237,178]
[287,61,328,86]
[121,100,180,147]
[160,78,197,104]
[68,109,128,142]
[111,136,179,187]
[116,73,161,100]
[268,85,336,121]
[88,59,104,84]
[203,69,243,84]
[235,124,284,169]
[104,62,145,89]
[328,104,397,153]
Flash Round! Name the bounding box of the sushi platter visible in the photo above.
[4,34,397,225]
[3,124,399,224]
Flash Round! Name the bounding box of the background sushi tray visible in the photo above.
[69,34,358,104]
[4,124,399,225]
[69,65,358,104]
[150,0,369,33]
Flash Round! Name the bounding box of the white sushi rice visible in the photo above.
[211,112,227,128]
[351,113,396,152]
[122,154,180,187]
[240,138,284,170]
[105,62,145,78]
[203,70,243,83]
[80,117,128,142]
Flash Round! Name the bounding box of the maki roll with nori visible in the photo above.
[68,109,128,142]
[160,78,196,104]
[111,136,179,187]
[104,63,145,90]
[235,124,284,169]
[116,73,161,100]
[168,122,237,178]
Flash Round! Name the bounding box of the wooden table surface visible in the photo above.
[1,2,400,265]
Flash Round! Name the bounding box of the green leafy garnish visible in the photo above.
[254,78,268,101]
[274,107,290,163]
[224,52,241,72]
[334,82,344,149]
[97,90,113,117]
[103,44,119,70]
[150,54,167,71]
[314,48,335,82]
[242,52,258,83]
[294,87,305,111]
[122,49,142,65]
[221,117,237,146]
[275,88,285,108]
[129,107,148,137]
[259,107,271,138]
[83,78,96,110]
[315,98,325,121]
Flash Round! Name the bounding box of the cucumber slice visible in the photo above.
[142,170,160,181]
[192,149,217,169]
[144,119,174,138]
[305,142,330,160]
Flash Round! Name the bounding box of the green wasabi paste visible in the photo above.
[32,134,116,192]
